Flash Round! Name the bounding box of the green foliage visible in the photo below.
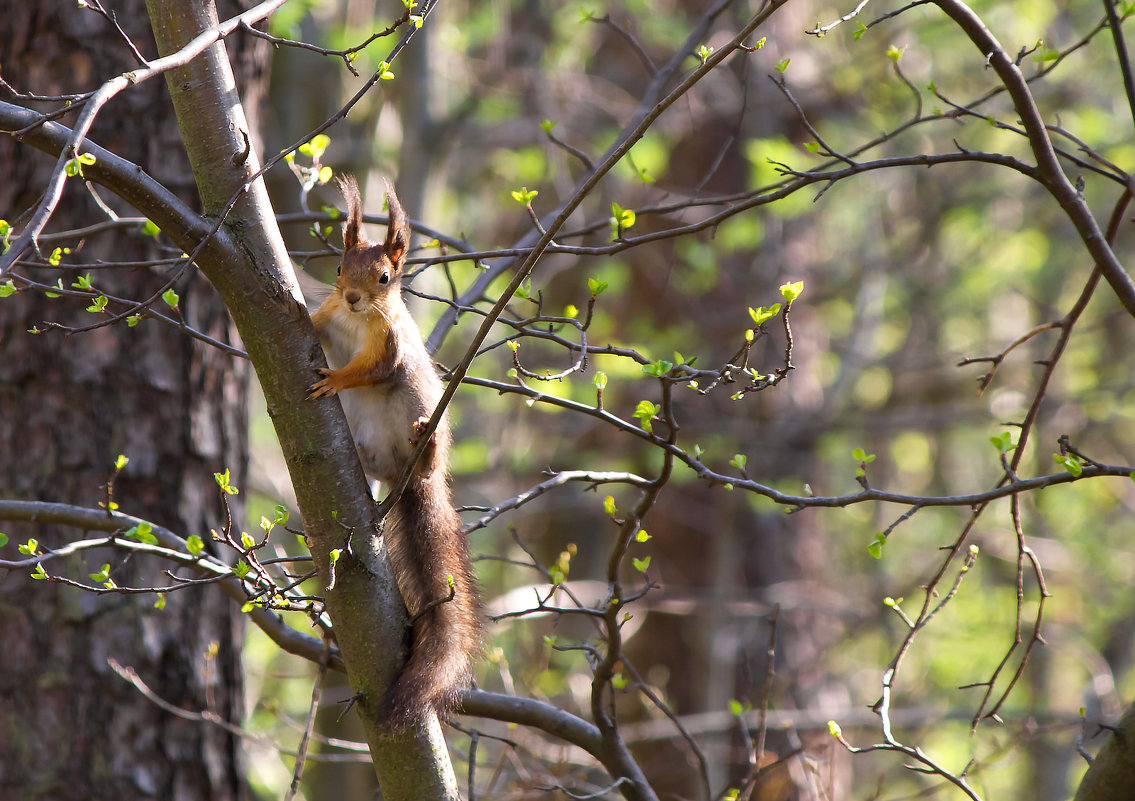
[609,202,636,239]
[64,151,96,177]
[124,522,157,545]
[1053,453,1083,477]
[632,400,658,433]
[641,359,673,377]
[510,186,538,205]
[213,469,239,495]
[990,431,1016,454]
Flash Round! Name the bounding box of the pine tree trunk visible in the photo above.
[0,1,260,797]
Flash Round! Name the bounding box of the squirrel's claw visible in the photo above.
[308,368,338,399]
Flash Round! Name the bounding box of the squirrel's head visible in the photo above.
[334,175,410,313]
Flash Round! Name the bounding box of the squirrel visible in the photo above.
[307,175,481,731]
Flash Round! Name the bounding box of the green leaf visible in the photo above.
[867,533,886,559]
[611,672,627,689]
[18,538,39,555]
[141,219,161,237]
[317,165,333,184]
[696,43,714,64]
[635,529,651,542]
[378,61,395,80]
[86,295,109,313]
[609,202,636,233]
[633,400,658,433]
[1053,453,1083,478]
[0,280,16,298]
[88,564,110,582]
[852,447,876,464]
[779,280,804,302]
[564,303,578,318]
[990,431,1016,454]
[827,720,842,737]
[30,563,49,581]
[803,141,821,153]
[886,44,905,62]
[642,359,674,377]
[329,548,342,563]
[71,273,93,290]
[593,371,608,390]
[48,247,65,266]
[729,453,747,471]
[154,593,166,610]
[125,522,157,545]
[587,277,608,296]
[632,555,650,572]
[510,186,538,204]
[543,635,558,646]
[162,288,179,310]
[540,119,557,132]
[776,58,791,73]
[233,559,251,579]
[186,534,205,557]
[240,531,255,549]
[852,22,868,40]
[213,468,239,495]
[0,532,8,547]
[126,314,143,327]
[114,454,129,471]
[298,133,331,159]
[603,495,617,516]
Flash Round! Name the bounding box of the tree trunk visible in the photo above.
[0,1,258,797]
[1074,701,1135,801]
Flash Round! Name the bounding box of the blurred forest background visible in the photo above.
[3,0,1135,798]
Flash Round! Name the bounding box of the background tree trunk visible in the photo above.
[0,1,263,797]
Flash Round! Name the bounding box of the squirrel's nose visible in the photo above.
[344,289,361,306]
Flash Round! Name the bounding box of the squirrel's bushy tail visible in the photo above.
[381,471,482,730]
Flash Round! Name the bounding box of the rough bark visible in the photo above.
[0,1,254,798]
[1074,701,1135,801]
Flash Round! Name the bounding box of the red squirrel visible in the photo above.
[308,175,480,730]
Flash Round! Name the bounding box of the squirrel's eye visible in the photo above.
[336,263,342,276]
[379,271,390,285]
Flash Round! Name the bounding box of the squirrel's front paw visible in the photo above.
[308,368,339,399]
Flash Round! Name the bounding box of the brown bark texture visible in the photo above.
[0,1,261,798]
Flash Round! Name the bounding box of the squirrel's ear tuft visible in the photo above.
[382,178,410,267]
[338,174,363,251]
